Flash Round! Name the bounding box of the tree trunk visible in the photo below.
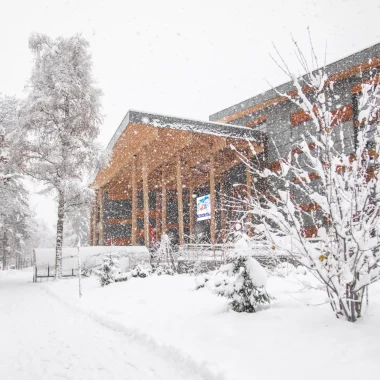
[329,285,365,322]
[55,190,65,279]
[2,232,7,270]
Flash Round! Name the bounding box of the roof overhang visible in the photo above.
[90,111,264,195]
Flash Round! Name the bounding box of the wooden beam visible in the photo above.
[99,188,104,245]
[176,153,184,245]
[189,185,194,240]
[142,147,149,248]
[210,154,216,245]
[131,156,137,245]
[162,170,167,234]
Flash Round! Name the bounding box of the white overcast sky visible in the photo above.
[1,0,380,230]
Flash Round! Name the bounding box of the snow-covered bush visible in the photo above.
[114,264,152,283]
[243,45,380,321]
[274,262,307,277]
[81,267,92,277]
[97,253,120,287]
[154,263,176,276]
[195,273,212,290]
[115,272,133,283]
[131,263,152,278]
[213,236,272,313]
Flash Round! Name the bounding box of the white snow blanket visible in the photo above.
[33,246,150,275]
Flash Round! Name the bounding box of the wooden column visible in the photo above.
[142,147,149,248]
[176,153,184,246]
[161,170,167,234]
[189,185,194,240]
[99,188,104,245]
[210,155,216,245]
[220,181,227,234]
[246,160,253,231]
[92,194,98,246]
[131,156,137,245]
[89,208,94,246]
[155,188,160,241]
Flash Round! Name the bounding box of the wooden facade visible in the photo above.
[90,111,264,248]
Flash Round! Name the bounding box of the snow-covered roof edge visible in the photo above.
[87,110,264,187]
[209,42,380,122]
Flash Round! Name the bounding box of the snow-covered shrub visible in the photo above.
[131,263,152,278]
[274,262,307,277]
[240,46,380,321]
[195,273,211,290]
[81,267,92,277]
[115,272,132,283]
[114,264,152,282]
[213,236,272,313]
[97,253,120,287]
[154,263,175,276]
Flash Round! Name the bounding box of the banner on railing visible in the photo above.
[197,194,211,221]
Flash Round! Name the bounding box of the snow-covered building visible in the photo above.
[89,111,264,247]
[90,43,380,246]
[210,42,380,237]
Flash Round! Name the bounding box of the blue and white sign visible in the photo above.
[196,194,211,221]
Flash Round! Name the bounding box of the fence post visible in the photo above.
[72,268,74,276]
[78,246,82,298]
[48,264,50,277]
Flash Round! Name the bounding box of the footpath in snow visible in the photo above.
[0,270,221,380]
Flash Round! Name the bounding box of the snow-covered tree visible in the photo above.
[63,189,93,247]
[152,233,177,274]
[0,95,32,269]
[244,46,380,322]
[17,34,103,278]
[97,252,120,287]
[213,235,271,312]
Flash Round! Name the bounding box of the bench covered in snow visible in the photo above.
[33,246,150,281]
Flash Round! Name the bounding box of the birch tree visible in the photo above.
[18,34,103,278]
[244,50,380,322]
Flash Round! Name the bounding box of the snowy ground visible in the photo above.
[0,270,219,380]
[1,269,380,380]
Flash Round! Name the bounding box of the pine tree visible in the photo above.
[17,34,103,278]
[98,253,120,287]
[214,235,271,312]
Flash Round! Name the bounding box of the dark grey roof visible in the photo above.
[107,110,264,152]
[209,42,380,122]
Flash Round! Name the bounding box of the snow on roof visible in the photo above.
[210,42,380,122]
[107,110,263,152]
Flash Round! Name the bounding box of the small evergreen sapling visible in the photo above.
[214,236,271,312]
[152,233,177,275]
[98,253,120,287]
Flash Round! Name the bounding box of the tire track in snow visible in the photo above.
[42,284,225,380]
